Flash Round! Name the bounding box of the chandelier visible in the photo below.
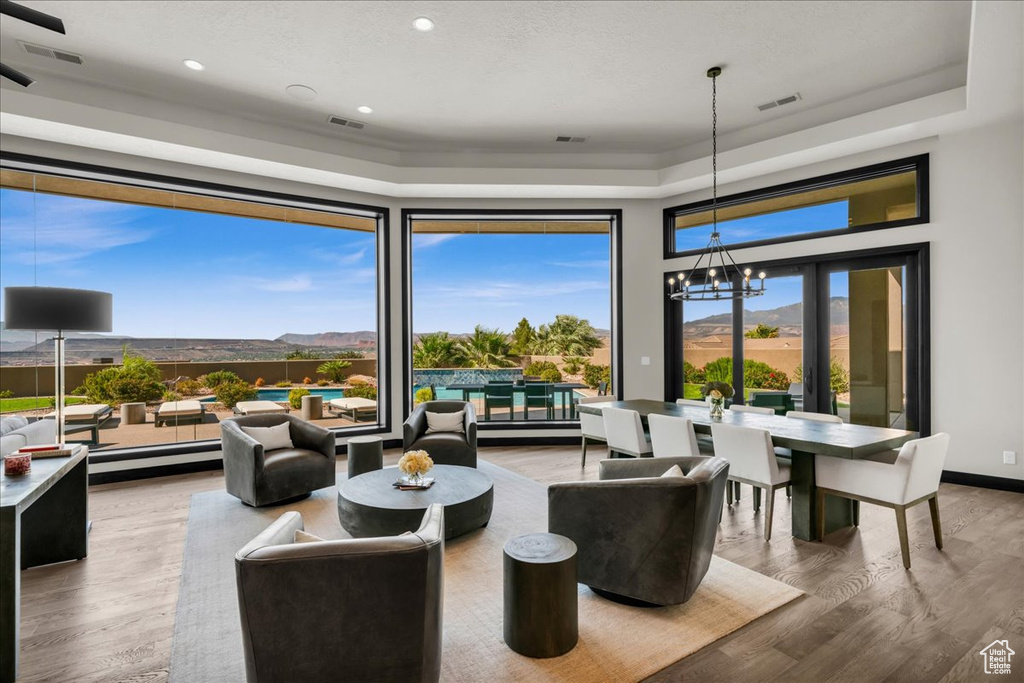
[668,66,765,301]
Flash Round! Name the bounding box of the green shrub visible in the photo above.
[316,379,331,387]
[76,354,165,406]
[582,363,611,389]
[274,380,292,388]
[540,368,563,383]
[0,390,12,399]
[562,356,584,375]
[201,370,242,388]
[317,359,352,383]
[414,387,433,405]
[344,385,377,400]
[162,389,182,402]
[215,381,258,409]
[175,379,203,396]
[288,388,311,409]
[683,361,706,384]
[333,350,364,359]
[702,357,790,390]
[524,360,558,377]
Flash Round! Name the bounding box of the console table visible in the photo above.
[1,446,89,683]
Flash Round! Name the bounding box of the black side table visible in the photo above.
[346,435,383,478]
[503,532,578,658]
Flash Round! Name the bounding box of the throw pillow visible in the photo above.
[294,529,324,543]
[425,410,465,434]
[240,422,294,451]
[660,464,685,478]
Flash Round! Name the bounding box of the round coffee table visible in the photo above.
[337,465,493,539]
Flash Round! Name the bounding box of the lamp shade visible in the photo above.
[4,286,112,332]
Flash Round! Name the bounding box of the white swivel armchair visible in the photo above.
[648,414,700,458]
[815,432,950,569]
[602,407,653,459]
[712,423,791,540]
[578,395,615,467]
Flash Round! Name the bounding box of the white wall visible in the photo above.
[661,120,1024,481]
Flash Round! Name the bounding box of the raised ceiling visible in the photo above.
[0,0,971,164]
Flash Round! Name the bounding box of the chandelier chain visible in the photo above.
[712,71,717,230]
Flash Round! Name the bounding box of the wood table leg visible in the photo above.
[790,450,855,541]
[0,507,20,683]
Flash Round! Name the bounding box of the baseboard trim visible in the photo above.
[941,470,1024,493]
[478,436,580,447]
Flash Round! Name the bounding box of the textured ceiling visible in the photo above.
[0,1,971,159]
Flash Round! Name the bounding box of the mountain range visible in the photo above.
[683,297,849,338]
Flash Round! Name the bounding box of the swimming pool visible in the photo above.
[200,388,347,403]
[413,385,584,407]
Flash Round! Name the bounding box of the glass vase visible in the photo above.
[709,397,725,419]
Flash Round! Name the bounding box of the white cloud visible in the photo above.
[248,274,315,292]
[547,259,611,269]
[413,234,459,248]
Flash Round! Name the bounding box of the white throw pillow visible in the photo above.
[240,422,294,451]
[294,529,324,544]
[425,410,465,434]
[660,464,685,478]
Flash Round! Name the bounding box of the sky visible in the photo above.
[412,231,611,334]
[0,188,612,339]
[0,188,378,338]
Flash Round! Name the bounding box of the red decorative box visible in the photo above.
[3,453,32,476]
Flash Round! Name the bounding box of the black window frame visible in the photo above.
[401,208,624,431]
[664,154,929,259]
[0,152,393,463]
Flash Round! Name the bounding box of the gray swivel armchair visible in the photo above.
[221,414,336,506]
[548,456,730,606]
[235,505,445,683]
[403,400,477,468]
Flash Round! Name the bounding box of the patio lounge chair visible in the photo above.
[155,400,206,427]
[234,400,288,416]
[43,403,113,444]
[327,397,378,422]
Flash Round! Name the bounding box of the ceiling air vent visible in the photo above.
[327,115,366,130]
[19,41,83,65]
[554,135,588,143]
[757,92,801,112]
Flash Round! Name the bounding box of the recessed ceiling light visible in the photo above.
[412,17,435,31]
[357,105,373,114]
[182,59,205,71]
[285,84,318,101]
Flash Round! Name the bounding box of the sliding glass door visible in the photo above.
[666,245,929,434]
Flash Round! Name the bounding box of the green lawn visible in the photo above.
[0,396,89,413]
[683,383,756,400]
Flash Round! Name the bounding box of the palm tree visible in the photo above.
[316,359,351,383]
[412,332,466,368]
[535,315,602,356]
[458,326,514,368]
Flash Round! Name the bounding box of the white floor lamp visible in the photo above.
[3,287,113,444]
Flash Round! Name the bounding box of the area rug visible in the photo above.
[169,460,803,682]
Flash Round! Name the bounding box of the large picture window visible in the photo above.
[0,157,389,454]
[402,211,621,425]
[665,155,928,257]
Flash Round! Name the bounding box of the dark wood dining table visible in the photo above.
[574,399,918,541]
[446,383,589,419]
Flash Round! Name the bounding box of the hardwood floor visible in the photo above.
[14,446,1024,682]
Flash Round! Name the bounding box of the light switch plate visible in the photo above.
[641,356,651,366]
[1004,451,1017,465]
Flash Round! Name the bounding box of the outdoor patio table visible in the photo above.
[575,399,918,542]
[445,383,588,419]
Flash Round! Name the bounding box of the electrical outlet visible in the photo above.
[1004,451,1017,465]
[641,356,651,366]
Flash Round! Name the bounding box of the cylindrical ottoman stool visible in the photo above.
[347,435,383,478]
[503,532,578,658]
[121,402,147,425]
[300,394,323,421]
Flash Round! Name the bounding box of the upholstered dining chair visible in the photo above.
[549,456,730,606]
[221,414,336,507]
[602,407,652,458]
[729,404,775,416]
[786,410,843,424]
[578,395,615,467]
[815,432,950,569]
[235,505,445,683]
[648,414,700,458]
[711,423,792,540]
[676,398,708,408]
